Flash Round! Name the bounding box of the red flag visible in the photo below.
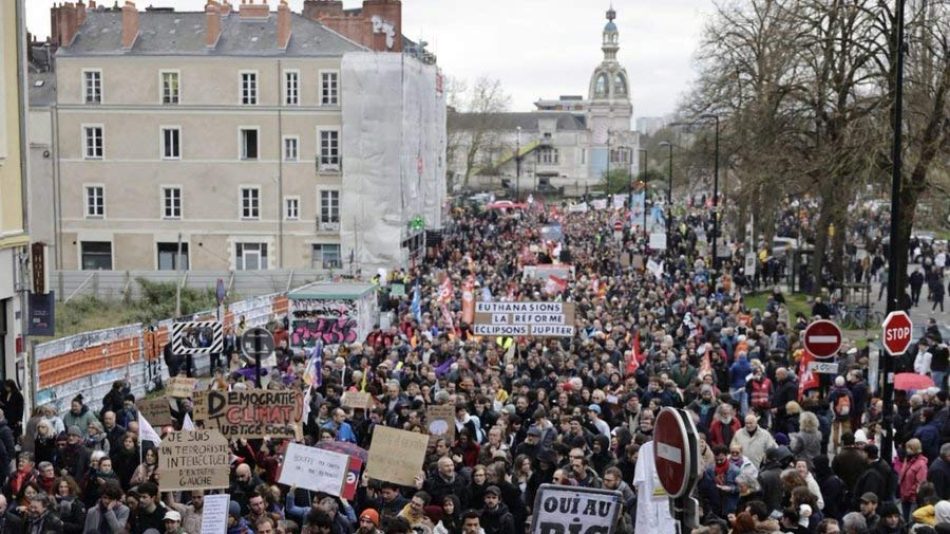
[625,332,643,376]
[797,349,819,400]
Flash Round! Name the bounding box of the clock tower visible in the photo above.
[588,5,633,145]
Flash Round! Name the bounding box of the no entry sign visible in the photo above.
[803,319,842,359]
[654,407,698,499]
[882,311,913,356]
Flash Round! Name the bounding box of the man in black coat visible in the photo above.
[928,442,950,500]
[0,494,23,532]
[853,445,897,507]
[910,269,925,306]
[480,486,515,534]
[758,446,794,513]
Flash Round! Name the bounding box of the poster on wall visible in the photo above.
[290,300,360,348]
[28,292,55,336]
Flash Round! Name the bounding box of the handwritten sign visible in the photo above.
[201,494,230,534]
[166,377,198,398]
[365,426,429,487]
[158,430,230,491]
[278,443,349,497]
[473,302,576,337]
[136,397,173,427]
[192,389,303,439]
[342,391,373,411]
[426,404,455,444]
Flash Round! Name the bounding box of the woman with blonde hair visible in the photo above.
[899,438,929,520]
[790,411,822,462]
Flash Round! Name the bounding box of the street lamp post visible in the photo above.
[638,148,648,238]
[700,113,720,279]
[515,126,522,200]
[659,141,674,239]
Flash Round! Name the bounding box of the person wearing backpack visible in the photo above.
[828,376,854,455]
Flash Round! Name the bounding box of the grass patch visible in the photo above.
[37,280,220,341]
[743,291,812,319]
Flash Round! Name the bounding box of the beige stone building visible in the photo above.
[39,0,368,271]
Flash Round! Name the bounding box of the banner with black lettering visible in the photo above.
[530,484,622,534]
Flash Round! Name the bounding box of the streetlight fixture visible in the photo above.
[658,141,675,238]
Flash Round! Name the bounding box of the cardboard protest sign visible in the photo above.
[425,404,455,444]
[365,426,429,487]
[201,494,230,534]
[192,389,303,439]
[342,391,373,411]
[166,377,198,398]
[157,430,230,492]
[136,397,173,427]
[530,484,623,534]
[473,302,575,337]
[278,443,349,497]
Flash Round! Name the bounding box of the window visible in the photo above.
[241,187,260,219]
[161,127,181,159]
[321,71,338,105]
[284,70,299,105]
[157,243,189,270]
[320,190,340,223]
[240,128,259,160]
[161,71,180,104]
[241,71,258,105]
[283,136,299,161]
[85,185,104,218]
[83,70,102,104]
[162,186,182,219]
[538,148,559,165]
[311,244,342,269]
[319,130,339,169]
[284,196,300,220]
[81,242,112,270]
[236,243,268,270]
[83,126,103,159]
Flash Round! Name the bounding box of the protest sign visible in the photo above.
[530,484,623,534]
[341,456,363,500]
[649,232,667,251]
[365,426,429,487]
[632,255,644,270]
[473,301,575,337]
[136,397,173,427]
[425,404,455,444]
[158,430,230,492]
[193,389,303,439]
[342,391,373,411]
[166,377,198,398]
[278,443,350,497]
[201,494,230,534]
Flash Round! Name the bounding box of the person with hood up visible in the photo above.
[62,396,97,439]
[479,486,515,534]
[433,495,461,534]
[590,434,614,474]
[873,502,906,534]
[226,499,254,534]
[814,455,848,522]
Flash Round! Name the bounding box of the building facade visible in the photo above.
[0,0,30,380]
[447,6,639,196]
[30,0,443,274]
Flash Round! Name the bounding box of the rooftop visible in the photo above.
[448,112,587,132]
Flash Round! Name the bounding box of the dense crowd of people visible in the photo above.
[0,199,947,534]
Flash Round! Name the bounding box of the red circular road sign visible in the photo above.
[803,319,842,359]
[613,220,623,231]
[654,407,692,498]
[882,311,913,356]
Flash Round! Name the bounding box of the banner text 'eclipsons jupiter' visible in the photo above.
[473,301,575,337]
[193,389,303,439]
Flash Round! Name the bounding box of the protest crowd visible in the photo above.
[0,198,948,534]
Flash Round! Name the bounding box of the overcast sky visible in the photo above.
[27,0,711,119]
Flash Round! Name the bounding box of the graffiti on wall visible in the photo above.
[291,299,359,347]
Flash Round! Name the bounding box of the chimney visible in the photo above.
[361,0,401,52]
[239,0,269,19]
[121,1,139,49]
[220,0,232,16]
[277,1,291,49]
[89,0,96,8]
[58,2,80,47]
[206,0,221,48]
[301,0,343,21]
[77,0,86,25]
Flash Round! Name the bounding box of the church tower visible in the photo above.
[588,5,633,146]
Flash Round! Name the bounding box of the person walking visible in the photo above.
[910,269,925,307]
[932,277,945,312]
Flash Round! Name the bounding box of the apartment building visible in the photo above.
[43,0,366,272]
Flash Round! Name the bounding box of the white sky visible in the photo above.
[27,0,712,118]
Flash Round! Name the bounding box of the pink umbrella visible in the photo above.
[893,373,934,391]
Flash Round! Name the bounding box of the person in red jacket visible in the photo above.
[708,404,741,449]
[898,438,929,521]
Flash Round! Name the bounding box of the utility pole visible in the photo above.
[515,127,522,200]
[701,114,720,280]
[882,0,906,464]
[175,232,183,318]
[660,141,674,239]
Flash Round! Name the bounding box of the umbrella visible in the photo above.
[893,373,934,391]
[486,200,526,210]
[315,440,368,463]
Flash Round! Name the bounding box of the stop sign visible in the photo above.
[803,320,842,358]
[654,407,695,498]
[882,311,913,355]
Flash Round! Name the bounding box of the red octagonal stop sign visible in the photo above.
[882,311,913,356]
[654,408,693,498]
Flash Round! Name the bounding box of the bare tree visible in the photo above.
[445,77,511,188]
